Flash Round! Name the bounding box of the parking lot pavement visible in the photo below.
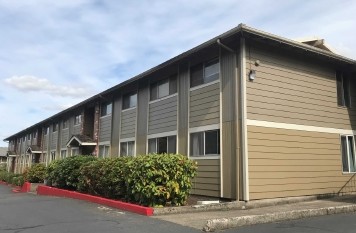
[0,185,199,233]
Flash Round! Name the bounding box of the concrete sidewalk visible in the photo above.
[153,195,356,231]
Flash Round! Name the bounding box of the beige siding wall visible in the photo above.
[246,42,356,129]
[189,83,220,128]
[191,159,220,197]
[120,109,136,139]
[148,95,177,135]
[248,126,353,199]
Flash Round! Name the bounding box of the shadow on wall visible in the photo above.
[338,173,356,195]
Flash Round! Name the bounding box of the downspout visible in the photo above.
[239,37,249,201]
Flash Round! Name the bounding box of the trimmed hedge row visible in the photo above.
[0,168,25,187]
[47,154,197,207]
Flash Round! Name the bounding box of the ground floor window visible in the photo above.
[42,153,47,164]
[341,135,356,173]
[120,141,135,156]
[50,152,56,162]
[99,145,110,158]
[148,136,176,154]
[71,147,79,156]
[60,150,67,159]
[190,129,220,157]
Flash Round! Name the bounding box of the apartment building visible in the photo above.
[4,24,356,201]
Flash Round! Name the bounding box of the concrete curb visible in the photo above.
[203,204,356,232]
[153,195,318,216]
[37,185,154,216]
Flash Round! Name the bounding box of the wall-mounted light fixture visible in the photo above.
[249,70,256,81]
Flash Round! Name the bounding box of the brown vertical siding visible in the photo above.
[191,159,220,197]
[248,125,353,199]
[220,49,238,199]
[177,63,189,155]
[136,81,149,155]
[111,96,122,156]
[246,41,356,129]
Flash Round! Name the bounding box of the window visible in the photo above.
[190,129,220,157]
[190,58,219,87]
[50,152,56,162]
[340,135,356,173]
[75,114,82,125]
[120,141,135,156]
[71,148,79,156]
[101,102,112,117]
[123,93,137,110]
[337,71,351,107]
[53,123,58,132]
[99,145,110,158]
[63,120,68,129]
[150,75,177,101]
[148,136,176,154]
[44,127,49,135]
[60,150,67,159]
[33,132,37,139]
[27,134,31,140]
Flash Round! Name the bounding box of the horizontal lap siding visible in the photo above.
[61,129,69,148]
[248,126,353,200]
[191,159,220,197]
[51,133,58,150]
[148,95,177,135]
[246,43,356,129]
[189,83,220,128]
[99,116,112,142]
[72,125,80,135]
[43,136,48,150]
[120,109,136,139]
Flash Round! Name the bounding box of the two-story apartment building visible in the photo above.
[4,24,356,201]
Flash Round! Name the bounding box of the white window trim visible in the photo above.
[147,130,177,139]
[341,135,356,174]
[188,125,220,159]
[149,93,178,105]
[98,141,110,146]
[71,147,79,156]
[189,79,220,92]
[121,106,136,112]
[100,114,112,119]
[120,137,135,143]
[189,124,220,133]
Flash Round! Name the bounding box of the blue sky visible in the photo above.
[0,0,355,146]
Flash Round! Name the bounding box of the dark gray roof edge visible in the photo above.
[4,23,356,141]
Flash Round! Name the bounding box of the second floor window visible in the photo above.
[123,93,137,110]
[53,123,58,132]
[44,127,49,135]
[63,120,68,129]
[150,75,177,101]
[75,114,82,125]
[101,102,112,117]
[190,58,219,88]
[337,71,351,107]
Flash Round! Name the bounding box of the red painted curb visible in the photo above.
[37,186,154,216]
[0,181,7,185]
[20,182,31,192]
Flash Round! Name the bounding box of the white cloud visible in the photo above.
[4,75,90,98]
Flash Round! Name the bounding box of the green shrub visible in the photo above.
[124,154,197,207]
[11,174,25,187]
[78,157,131,199]
[47,155,97,190]
[26,164,47,183]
